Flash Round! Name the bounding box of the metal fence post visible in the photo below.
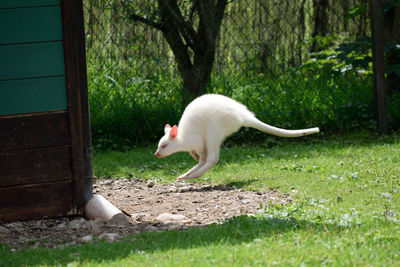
[370,0,387,134]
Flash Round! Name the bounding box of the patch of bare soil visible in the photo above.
[0,179,291,250]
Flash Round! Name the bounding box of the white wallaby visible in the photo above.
[155,94,319,180]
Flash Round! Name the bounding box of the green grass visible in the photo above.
[1,133,400,266]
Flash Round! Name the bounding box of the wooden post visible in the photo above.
[62,0,94,209]
[370,0,387,134]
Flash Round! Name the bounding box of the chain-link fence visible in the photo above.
[83,0,385,148]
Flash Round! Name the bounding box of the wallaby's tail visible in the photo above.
[244,117,320,137]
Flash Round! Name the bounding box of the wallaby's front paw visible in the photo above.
[177,173,202,180]
[176,174,189,180]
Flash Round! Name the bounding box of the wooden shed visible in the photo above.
[0,0,93,221]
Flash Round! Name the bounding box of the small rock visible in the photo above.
[5,222,22,228]
[160,222,181,231]
[88,223,102,236]
[147,180,155,188]
[145,225,158,231]
[101,180,113,185]
[56,222,67,229]
[89,217,106,226]
[0,225,11,234]
[98,233,120,242]
[156,213,190,224]
[78,235,93,243]
[131,213,147,221]
[178,186,191,193]
[69,218,86,230]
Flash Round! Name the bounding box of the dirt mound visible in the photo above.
[0,179,291,250]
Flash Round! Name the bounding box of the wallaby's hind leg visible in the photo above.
[177,151,207,180]
[186,128,224,179]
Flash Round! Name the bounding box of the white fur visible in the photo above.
[155,94,319,180]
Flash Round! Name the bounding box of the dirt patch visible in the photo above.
[0,179,291,250]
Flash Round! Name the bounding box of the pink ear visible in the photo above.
[164,124,171,133]
[170,125,178,139]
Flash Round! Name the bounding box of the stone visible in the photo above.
[69,218,86,230]
[156,213,190,224]
[147,180,155,188]
[160,222,181,231]
[56,222,67,229]
[78,235,93,243]
[144,225,158,232]
[98,233,120,242]
[0,225,11,234]
[88,223,102,236]
[170,186,178,193]
[131,213,147,221]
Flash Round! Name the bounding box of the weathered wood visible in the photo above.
[0,0,60,8]
[0,77,67,115]
[0,146,72,187]
[0,6,62,45]
[0,42,65,81]
[0,111,69,151]
[0,181,73,222]
[62,0,93,210]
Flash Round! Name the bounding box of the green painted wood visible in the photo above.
[0,0,60,8]
[0,6,62,45]
[0,77,67,115]
[0,42,65,81]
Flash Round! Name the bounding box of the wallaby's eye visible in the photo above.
[161,144,167,149]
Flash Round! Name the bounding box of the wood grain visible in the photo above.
[0,0,60,8]
[0,6,62,45]
[0,42,65,81]
[0,111,70,151]
[0,77,67,115]
[0,146,72,187]
[0,181,74,222]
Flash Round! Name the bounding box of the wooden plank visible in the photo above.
[0,181,74,222]
[0,146,72,187]
[62,0,92,209]
[0,76,67,115]
[0,42,65,81]
[0,0,60,8]
[0,111,70,151]
[0,6,62,45]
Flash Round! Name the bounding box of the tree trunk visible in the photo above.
[311,0,329,52]
[383,0,400,95]
[156,0,227,103]
[298,0,307,65]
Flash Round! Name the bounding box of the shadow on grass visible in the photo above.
[1,215,341,266]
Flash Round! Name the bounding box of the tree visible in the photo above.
[122,0,228,102]
[383,0,400,95]
[310,0,329,52]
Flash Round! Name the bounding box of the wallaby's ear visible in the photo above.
[164,124,171,133]
[170,125,178,139]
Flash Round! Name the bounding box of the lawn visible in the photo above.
[1,133,399,266]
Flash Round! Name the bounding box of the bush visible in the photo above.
[88,58,375,149]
